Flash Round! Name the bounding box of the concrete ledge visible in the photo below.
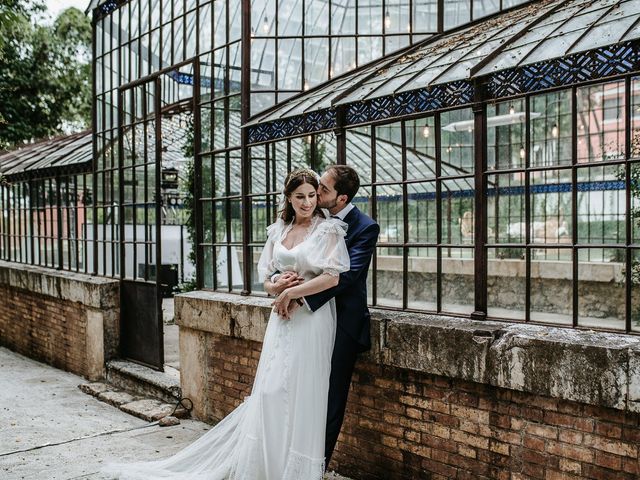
[0,261,119,309]
[176,290,640,413]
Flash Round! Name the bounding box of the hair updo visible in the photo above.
[279,168,323,222]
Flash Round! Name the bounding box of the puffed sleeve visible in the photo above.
[257,219,284,282]
[307,218,350,276]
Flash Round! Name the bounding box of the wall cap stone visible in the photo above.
[0,261,119,309]
[176,290,640,413]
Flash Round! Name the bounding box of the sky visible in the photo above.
[44,0,90,22]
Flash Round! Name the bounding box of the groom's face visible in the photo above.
[317,171,346,213]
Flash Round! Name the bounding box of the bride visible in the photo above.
[103,168,350,479]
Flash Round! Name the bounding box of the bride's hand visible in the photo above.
[273,288,300,318]
[272,271,304,295]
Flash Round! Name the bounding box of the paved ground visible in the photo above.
[0,347,351,480]
[0,347,208,480]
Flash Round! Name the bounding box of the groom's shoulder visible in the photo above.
[352,208,379,230]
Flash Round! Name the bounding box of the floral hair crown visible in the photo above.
[284,168,319,188]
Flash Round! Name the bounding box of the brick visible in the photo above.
[558,458,581,474]
[595,421,622,439]
[594,450,622,470]
[546,440,593,463]
[525,424,558,440]
[583,433,637,457]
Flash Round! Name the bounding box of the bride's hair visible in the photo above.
[280,168,323,222]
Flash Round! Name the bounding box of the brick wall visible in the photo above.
[0,261,120,380]
[197,331,639,480]
[176,292,640,480]
[0,284,89,376]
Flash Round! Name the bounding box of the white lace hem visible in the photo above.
[282,449,326,480]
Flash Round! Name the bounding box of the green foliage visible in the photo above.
[180,116,197,281]
[0,4,91,149]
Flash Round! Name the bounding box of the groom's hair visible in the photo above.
[326,165,360,203]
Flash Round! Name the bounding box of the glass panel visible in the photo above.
[407,247,438,310]
[405,117,436,181]
[375,122,403,183]
[529,169,572,247]
[474,0,500,19]
[377,184,403,247]
[251,39,276,90]
[577,81,626,163]
[530,90,572,168]
[440,108,474,176]
[441,247,474,314]
[577,165,625,245]
[199,154,212,199]
[353,185,372,217]
[488,99,526,171]
[408,182,437,244]
[278,39,302,90]
[252,246,267,293]
[305,0,329,36]
[214,201,226,243]
[444,0,470,29]
[304,38,328,88]
[346,126,373,184]
[487,173,525,244]
[332,3,355,35]
[632,163,640,243]
[358,0,383,35]
[330,37,356,79]
[376,246,402,308]
[251,196,270,245]
[488,248,525,320]
[214,244,243,290]
[385,1,410,35]
[530,248,572,325]
[441,179,474,245]
[578,248,625,330]
[279,0,303,36]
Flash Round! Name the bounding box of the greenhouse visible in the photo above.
[1,0,640,369]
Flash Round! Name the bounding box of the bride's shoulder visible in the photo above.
[314,216,348,237]
[266,218,287,238]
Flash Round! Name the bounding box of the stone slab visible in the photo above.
[98,390,139,407]
[176,291,640,413]
[79,382,112,397]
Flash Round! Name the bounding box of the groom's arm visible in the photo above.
[304,223,379,312]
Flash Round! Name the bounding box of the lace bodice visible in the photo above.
[257,216,350,281]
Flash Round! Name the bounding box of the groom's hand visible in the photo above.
[284,299,300,319]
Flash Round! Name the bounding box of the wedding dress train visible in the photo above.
[102,216,349,480]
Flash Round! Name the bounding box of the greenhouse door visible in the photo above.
[117,76,164,369]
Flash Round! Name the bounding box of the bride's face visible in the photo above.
[289,182,317,220]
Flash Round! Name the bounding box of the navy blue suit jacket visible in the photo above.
[305,206,379,352]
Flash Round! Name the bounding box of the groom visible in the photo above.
[280,165,379,467]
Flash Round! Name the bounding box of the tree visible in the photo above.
[0,3,91,150]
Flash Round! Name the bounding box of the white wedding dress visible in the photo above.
[102,215,350,480]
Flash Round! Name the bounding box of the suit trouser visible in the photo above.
[325,326,360,468]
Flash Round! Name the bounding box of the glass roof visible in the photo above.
[0,131,93,180]
[248,0,640,127]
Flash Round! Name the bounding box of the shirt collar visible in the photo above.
[331,203,355,221]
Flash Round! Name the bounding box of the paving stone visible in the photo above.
[78,382,111,397]
[120,399,175,422]
[158,415,181,426]
[97,390,139,407]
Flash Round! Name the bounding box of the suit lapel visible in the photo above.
[344,206,360,244]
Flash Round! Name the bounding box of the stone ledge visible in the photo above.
[0,261,119,309]
[176,290,640,413]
